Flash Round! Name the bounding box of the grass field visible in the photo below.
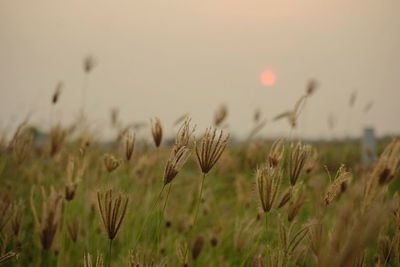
[0,119,399,267]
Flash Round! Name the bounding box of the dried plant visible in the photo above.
[288,142,311,186]
[268,138,285,168]
[98,189,128,267]
[83,55,96,73]
[256,165,282,213]
[195,128,229,175]
[173,118,195,154]
[266,248,288,267]
[176,241,189,267]
[363,101,373,114]
[30,187,63,250]
[11,202,23,237]
[233,219,261,253]
[103,154,122,173]
[67,218,80,243]
[349,91,357,107]
[320,192,388,267]
[110,108,120,128]
[97,189,128,241]
[11,125,32,164]
[247,119,267,140]
[214,105,228,127]
[253,108,261,123]
[52,81,63,104]
[151,118,163,148]
[273,95,307,128]
[82,251,104,267]
[278,187,292,209]
[125,130,136,161]
[65,156,85,201]
[304,149,319,174]
[279,222,309,257]
[363,139,400,209]
[327,113,336,131]
[128,249,166,267]
[305,79,318,96]
[0,251,17,265]
[287,186,305,222]
[307,218,325,258]
[163,146,191,186]
[50,125,67,156]
[191,235,204,260]
[173,113,189,126]
[0,195,12,233]
[324,165,352,205]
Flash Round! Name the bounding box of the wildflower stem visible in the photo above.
[265,213,268,237]
[133,185,165,250]
[183,173,206,263]
[108,239,112,267]
[192,173,206,229]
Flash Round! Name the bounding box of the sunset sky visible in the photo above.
[1,0,400,139]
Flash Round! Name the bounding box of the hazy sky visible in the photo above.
[1,0,400,140]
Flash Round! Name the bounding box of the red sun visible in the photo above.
[260,71,276,86]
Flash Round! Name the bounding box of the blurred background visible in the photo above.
[1,0,400,140]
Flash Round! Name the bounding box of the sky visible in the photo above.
[1,0,400,140]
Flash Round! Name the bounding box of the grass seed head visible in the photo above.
[163,146,191,185]
[97,189,128,240]
[103,154,122,173]
[268,138,285,168]
[256,164,282,213]
[195,128,229,174]
[214,105,228,127]
[52,81,63,104]
[125,130,135,161]
[324,164,352,205]
[288,142,311,186]
[82,251,104,267]
[151,118,163,148]
[30,187,63,250]
[83,55,96,73]
[191,236,204,260]
[0,251,18,265]
[174,118,196,154]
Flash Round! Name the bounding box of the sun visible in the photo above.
[260,71,276,86]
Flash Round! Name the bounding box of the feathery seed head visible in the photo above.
[83,55,96,73]
[214,105,228,127]
[97,189,128,240]
[103,154,121,173]
[288,142,311,186]
[125,130,135,161]
[163,146,191,185]
[324,164,352,205]
[151,118,163,148]
[268,138,285,168]
[256,164,282,213]
[195,128,229,174]
[174,118,196,154]
[52,81,63,104]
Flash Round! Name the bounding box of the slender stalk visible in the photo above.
[162,183,173,216]
[192,173,206,229]
[108,239,112,267]
[154,183,173,253]
[264,213,268,237]
[133,185,165,250]
[183,173,206,263]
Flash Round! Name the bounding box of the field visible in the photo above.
[0,114,399,267]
